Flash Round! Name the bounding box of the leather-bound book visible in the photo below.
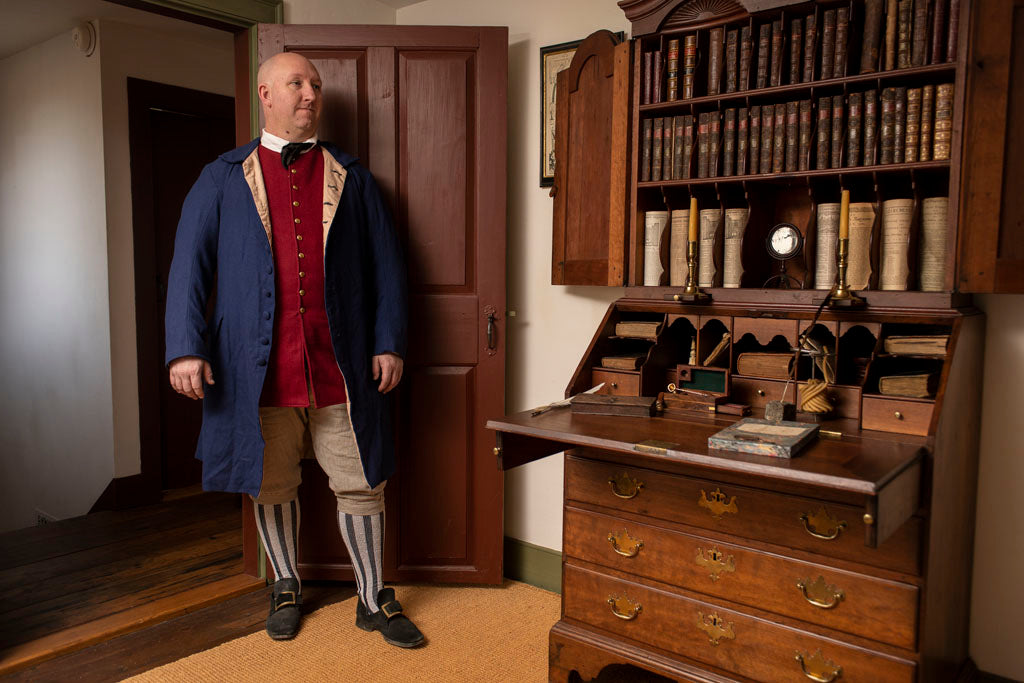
[933,82,954,159]
[708,28,724,96]
[697,112,710,178]
[831,95,844,168]
[737,107,749,175]
[773,104,786,173]
[919,84,935,161]
[726,29,739,93]
[816,96,832,169]
[723,108,737,176]
[834,7,850,77]
[641,118,653,182]
[709,111,722,177]
[798,99,812,171]
[683,34,698,99]
[667,38,680,101]
[803,14,817,82]
[931,0,947,63]
[894,86,907,163]
[643,51,653,105]
[652,117,664,180]
[879,373,939,398]
[663,116,675,179]
[682,115,695,179]
[761,104,774,172]
[770,19,784,87]
[905,87,921,162]
[785,101,799,172]
[821,9,837,79]
[864,89,879,165]
[861,0,884,72]
[880,87,896,163]
[886,0,899,69]
[911,0,929,66]
[653,49,663,103]
[897,0,913,69]
[673,115,686,180]
[740,25,753,90]
[947,0,960,61]
[749,105,762,174]
[757,23,771,88]
[846,92,863,167]
[736,352,794,379]
[790,18,803,85]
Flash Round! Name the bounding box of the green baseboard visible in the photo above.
[503,537,562,593]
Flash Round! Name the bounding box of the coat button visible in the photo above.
[265,291,272,298]
[264,312,271,320]
[257,359,267,366]
[260,338,269,345]
[266,266,273,275]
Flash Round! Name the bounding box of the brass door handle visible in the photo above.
[607,595,642,620]
[799,508,847,540]
[608,473,643,499]
[796,576,845,609]
[607,530,643,557]
[795,650,843,682]
[486,312,496,350]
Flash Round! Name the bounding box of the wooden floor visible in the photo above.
[0,490,356,680]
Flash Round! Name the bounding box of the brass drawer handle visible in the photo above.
[608,473,643,499]
[697,611,735,645]
[757,389,766,396]
[799,507,847,540]
[698,487,738,519]
[607,530,643,557]
[611,382,619,389]
[894,410,903,420]
[795,649,843,682]
[607,594,642,620]
[796,576,846,609]
[696,546,736,582]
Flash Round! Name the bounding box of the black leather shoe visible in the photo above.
[266,578,302,640]
[355,587,425,648]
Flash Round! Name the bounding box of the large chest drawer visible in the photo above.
[564,506,919,650]
[565,454,921,575]
[564,562,917,683]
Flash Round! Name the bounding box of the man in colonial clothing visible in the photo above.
[165,51,422,647]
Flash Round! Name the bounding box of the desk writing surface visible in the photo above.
[487,408,925,497]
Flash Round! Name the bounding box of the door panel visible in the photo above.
[255,24,507,584]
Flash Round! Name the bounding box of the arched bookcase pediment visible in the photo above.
[619,0,751,35]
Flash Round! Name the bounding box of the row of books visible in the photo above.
[641,194,948,291]
[640,0,960,104]
[639,81,952,182]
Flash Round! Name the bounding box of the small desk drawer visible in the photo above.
[731,377,787,410]
[564,506,919,649]
[564,562,917,683]
[566,454,921,575]
[592,369,640,396]
[862,396,933,437]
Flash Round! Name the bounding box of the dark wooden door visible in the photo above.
[254,25,508,584]
[128,79,235,493]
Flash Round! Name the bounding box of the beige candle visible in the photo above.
[688,197,698,242]
[839,189,850,240]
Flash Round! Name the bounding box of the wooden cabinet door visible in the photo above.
[956,0,1024,292]
[551,30,632,286]
[252,25,508,584]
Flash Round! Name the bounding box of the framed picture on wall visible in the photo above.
[540,33,624,187]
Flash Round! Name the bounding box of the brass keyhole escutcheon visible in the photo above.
[696,611,735,646]
[696,546,736,582]
[607,594,642,620]
[607,530,643,558]
[799,507,847,540]
[795,649,843,682]
[608,473,643,499]
[796,575,846,609]
[698,487,739,520]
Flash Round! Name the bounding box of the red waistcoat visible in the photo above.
[258,145,347,407]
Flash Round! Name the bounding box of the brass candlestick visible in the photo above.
[674,240,710,303]
[827,237,866,308]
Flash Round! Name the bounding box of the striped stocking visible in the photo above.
[254,499,301,587]
[338,511,384,612]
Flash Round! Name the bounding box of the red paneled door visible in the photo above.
[245,25,508,584]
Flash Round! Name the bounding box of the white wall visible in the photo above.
[284,0,396,24]
[97,19,234,478]
[396,0,630,550]
[0,29,112,531]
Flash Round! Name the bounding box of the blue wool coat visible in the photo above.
[164,139,407,495]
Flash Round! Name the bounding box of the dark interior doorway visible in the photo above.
[128,78,235,495]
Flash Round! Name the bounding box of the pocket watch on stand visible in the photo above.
[763,222,804,289]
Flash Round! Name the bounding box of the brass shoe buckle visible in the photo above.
[380,600,403,620]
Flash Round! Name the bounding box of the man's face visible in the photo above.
[259,54,322,140]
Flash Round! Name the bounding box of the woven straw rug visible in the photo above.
[124,581,559,683]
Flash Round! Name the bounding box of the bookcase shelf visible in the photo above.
[637,159,950,188]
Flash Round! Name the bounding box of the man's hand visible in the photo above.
[169,356,215,400]
[372,353,404,394]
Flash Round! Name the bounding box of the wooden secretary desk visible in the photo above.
[488,0,1022,681]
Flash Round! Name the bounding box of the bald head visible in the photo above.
[257,52,323,141]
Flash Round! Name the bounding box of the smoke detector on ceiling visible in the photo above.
[71,21,96,57]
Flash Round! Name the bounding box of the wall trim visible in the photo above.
[106,0,282,29]
[504,537,562,593]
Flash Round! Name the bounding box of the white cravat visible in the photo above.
[260,129,318,153]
